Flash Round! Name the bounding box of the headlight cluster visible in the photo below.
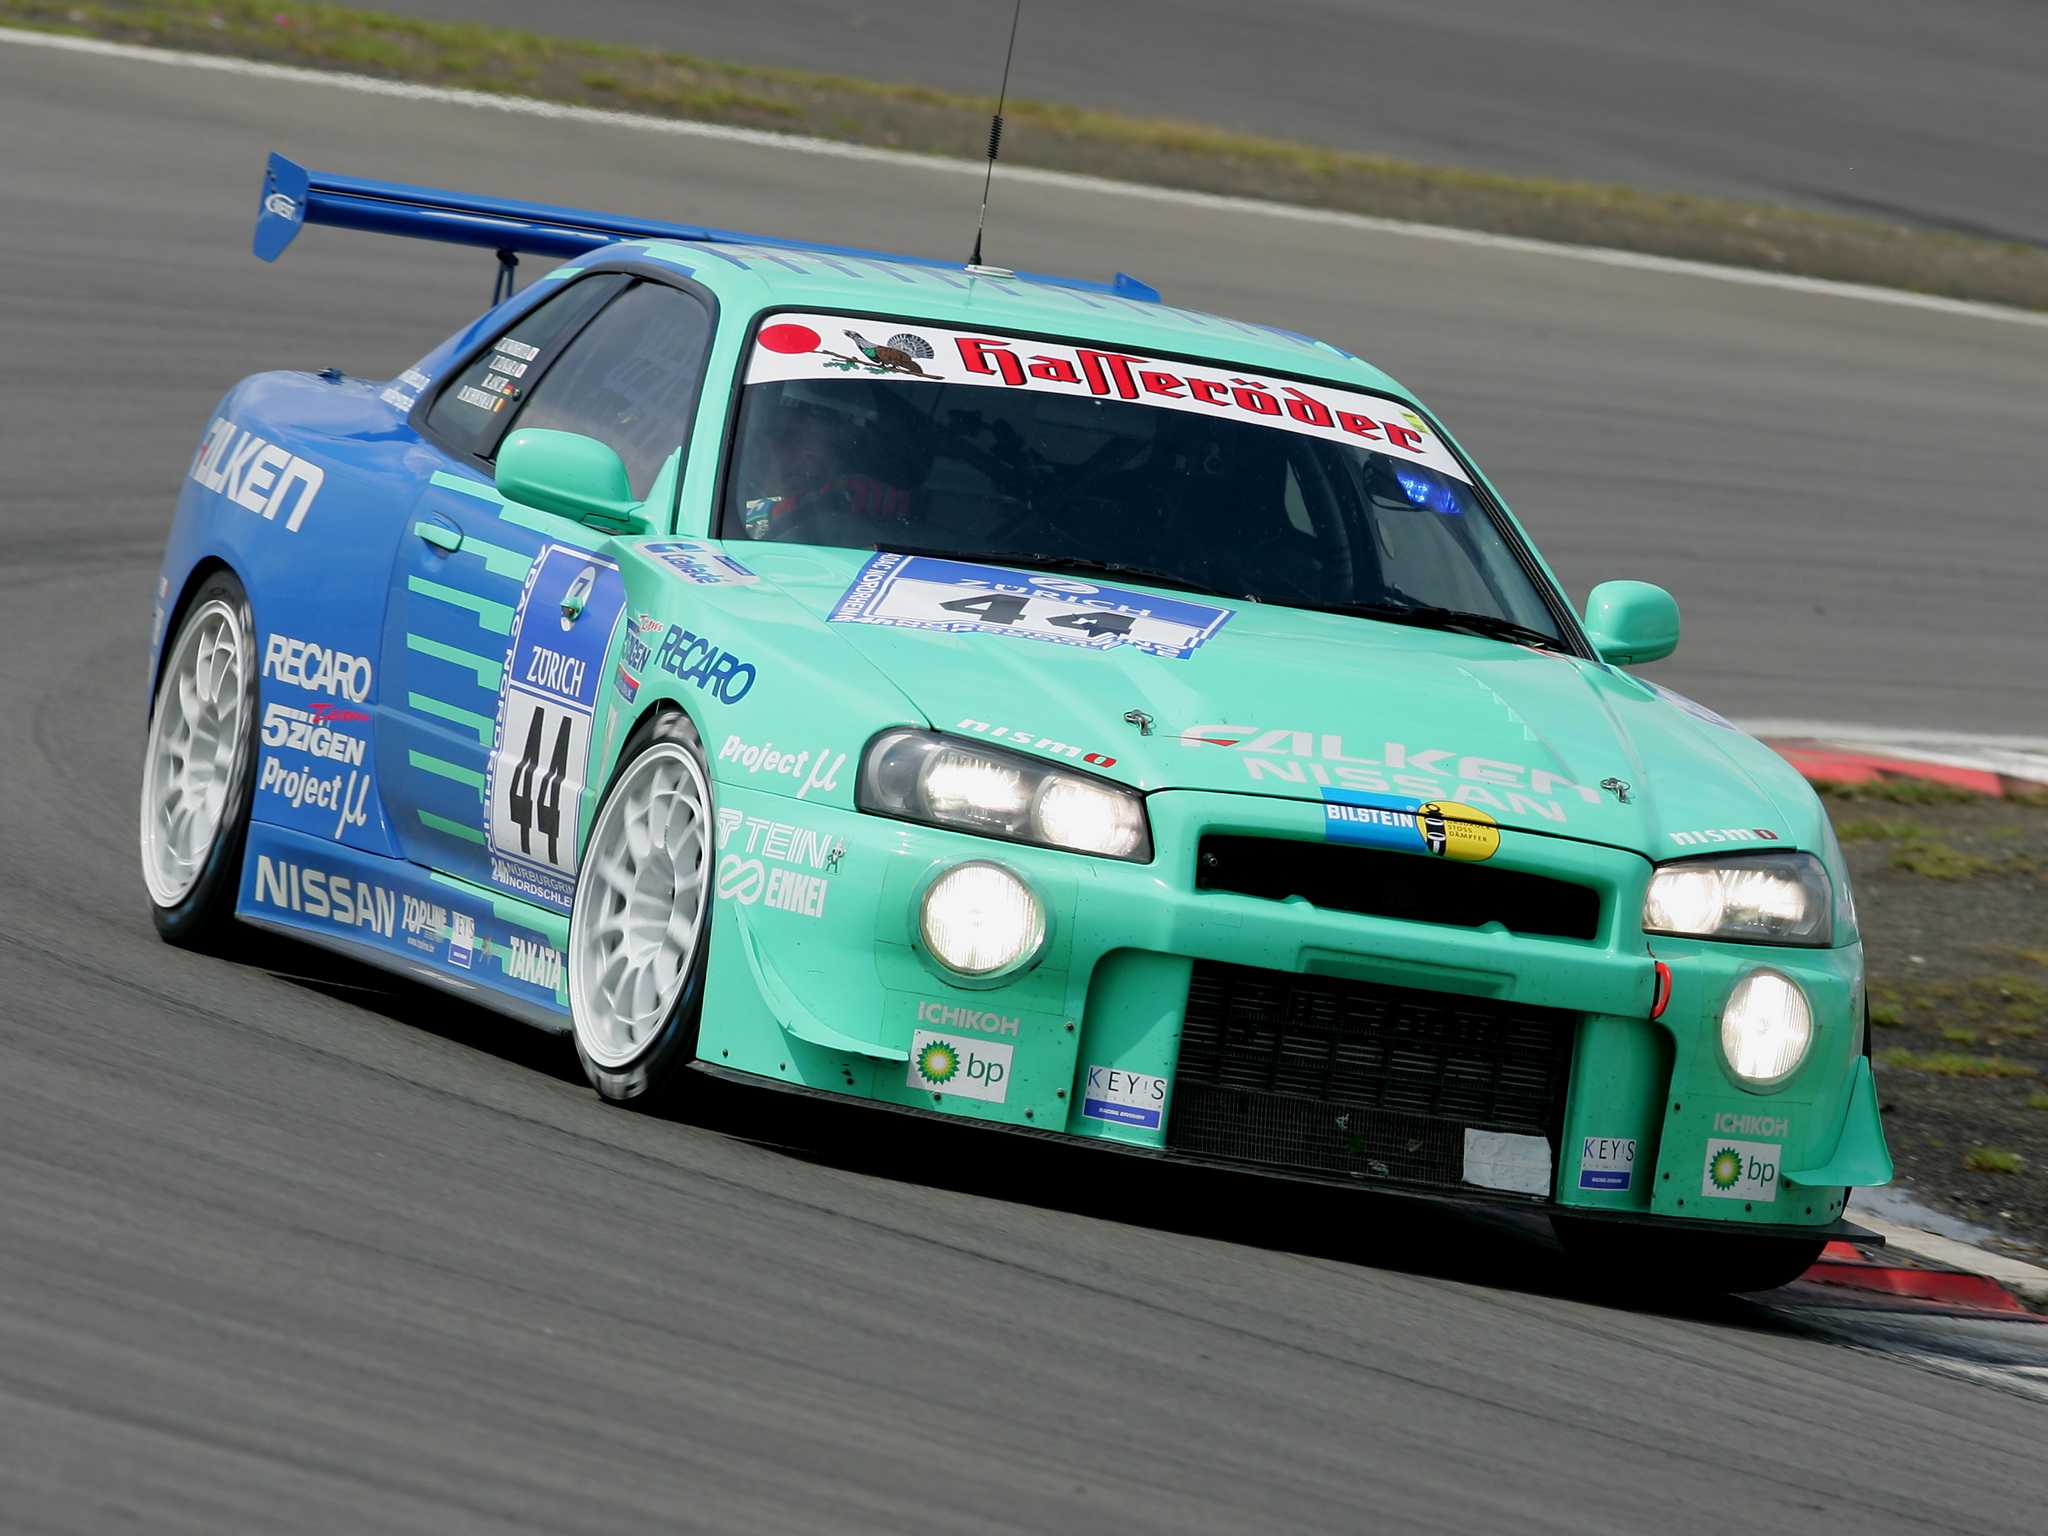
[859,729,1151,860]
[1643,851,1833,946]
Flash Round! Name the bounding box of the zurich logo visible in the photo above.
[263,191,301,220]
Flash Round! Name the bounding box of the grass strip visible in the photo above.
[12,0,2048,311]
[1880,1049,2036,1079]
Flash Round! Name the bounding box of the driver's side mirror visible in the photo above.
[1583,580,1679,665]
[496,428,647,533]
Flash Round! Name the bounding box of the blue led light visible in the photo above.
[1394,465,1463,514]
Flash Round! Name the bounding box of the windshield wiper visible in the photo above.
[874,545,1245,600]
[1254,596,1563,650]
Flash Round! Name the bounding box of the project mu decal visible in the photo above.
[830,553,1232,660]
[484,544,627,910]
[747,313,1468,482]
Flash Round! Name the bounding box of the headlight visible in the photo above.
[859,729,1151,860]
[1720,968,1813,1085]
[1643,851,1833,946]
[920,861,1046,977]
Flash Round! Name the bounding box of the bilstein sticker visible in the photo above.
[1322,791,1500,861]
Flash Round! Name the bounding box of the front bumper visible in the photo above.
[697,784,1879,1234]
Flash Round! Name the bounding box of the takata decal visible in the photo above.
[1180,725,1600,824]
[189,417,326,531]
[747,312,1466,481]
[484,545,628,911]
[1322,791,1501,861]
[641,541,761,587]
[831,553,1232,660]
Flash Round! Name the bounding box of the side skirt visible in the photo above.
[237,822,571,1031]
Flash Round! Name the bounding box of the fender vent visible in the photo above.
[1166,960,1575,1194]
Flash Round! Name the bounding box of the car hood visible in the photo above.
[734,547,1824,861]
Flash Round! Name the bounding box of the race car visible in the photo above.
[140,154,1892,1291]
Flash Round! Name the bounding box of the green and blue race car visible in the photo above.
[140,155,1891,1291]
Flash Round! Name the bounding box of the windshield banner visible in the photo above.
[746,313,1471,482]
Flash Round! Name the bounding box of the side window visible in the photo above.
[509,282,716,498]
[422,274,627,461]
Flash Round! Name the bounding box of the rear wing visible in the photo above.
[252,152,1160,302]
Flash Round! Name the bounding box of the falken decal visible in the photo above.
[830,553,1232,660]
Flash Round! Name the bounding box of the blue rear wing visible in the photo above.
[253,152,1161,302]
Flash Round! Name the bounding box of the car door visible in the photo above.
[378,269,717,916]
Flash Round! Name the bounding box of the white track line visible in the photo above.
[1733,722,2048,783]
[9,24,2048,332]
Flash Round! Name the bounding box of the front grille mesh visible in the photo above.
[1165,960,1575,1194]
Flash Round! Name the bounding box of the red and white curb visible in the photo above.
[1800,1213,2048,1311]
[1736,722,2048,800]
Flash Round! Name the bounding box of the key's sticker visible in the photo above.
[1578,1136,1637,1191]
[1082,1065,1168,1129]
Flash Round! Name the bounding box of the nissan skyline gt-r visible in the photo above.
[140,155,1892,1292]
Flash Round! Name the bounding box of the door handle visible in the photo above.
[415,518,462,553]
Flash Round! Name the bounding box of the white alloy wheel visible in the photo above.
[140,597,251,908]
[569,739,713,1069]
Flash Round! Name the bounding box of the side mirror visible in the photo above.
[1583,580,1679,665]
[496,428,647,533]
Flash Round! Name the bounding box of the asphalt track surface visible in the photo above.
[380,0,2048,246]
[4,39,2047,1535]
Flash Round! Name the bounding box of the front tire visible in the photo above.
[139,571,260,950]
[1553,1215,1826,1294]
[567,708,715,1105]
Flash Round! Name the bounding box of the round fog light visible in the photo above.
[1720,968,1813,1086]
[919,861,1045,978]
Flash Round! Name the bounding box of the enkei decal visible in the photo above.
[1322,790,1501,862]
[1180,725,1601,825]
[907,1029,1012,1103]
[832,553,1232,661]
[189,417,326,531]
[1083,1066,1168,1129]
[712,806,844,918]
[263,634,373,702]
[717,735,845,799]
[642,541,761,587]
[1669,827,1781,847]
[484,545,628,911]
[956,719,1118,768]
[1577,1137,1637,1192]
[749,313,1466,481]
[1702,1140,1780,1202]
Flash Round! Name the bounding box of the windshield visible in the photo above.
[719,314,1567,645]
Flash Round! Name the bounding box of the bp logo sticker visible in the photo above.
[915,1040,961,1085]
[1708,1147,1745,1190]
[906,1029,1013,1103]
[1701,1138,1780,1202]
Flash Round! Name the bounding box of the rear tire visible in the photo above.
[1553,1216,1826,1295]
[139,570,259,952]
[566,708,714,1106]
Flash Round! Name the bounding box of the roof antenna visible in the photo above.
[966,0,1025,277]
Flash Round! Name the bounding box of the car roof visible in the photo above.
[604,239,1413,400]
